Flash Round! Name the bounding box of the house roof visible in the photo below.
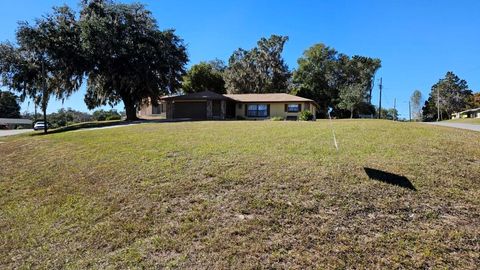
[0,118,33,124]
[459,107,480,114]
[225,93,315,103]
[159,91,318,106]
[161,90,230,101]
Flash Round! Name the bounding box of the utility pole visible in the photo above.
[409,101,412,122]
[378,77,382,119]
[393,98,396,121]
[436,87,440,122]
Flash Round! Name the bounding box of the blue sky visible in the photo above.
[1,0,479,118]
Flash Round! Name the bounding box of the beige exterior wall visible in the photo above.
[138,103,152,116]
[138,100,166,118]
[139,99,318,120]
[235,102,316,120]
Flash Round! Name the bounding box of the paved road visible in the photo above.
[422,122,480,132]
[0,129,33,137]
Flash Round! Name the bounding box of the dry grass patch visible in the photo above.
[0,120,479,268]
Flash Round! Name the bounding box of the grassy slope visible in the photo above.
[445,118,480,125]
[1,120,479,269]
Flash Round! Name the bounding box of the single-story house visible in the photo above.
[138,91,318,120]
[451,107,480,119]
[0,118,33,129]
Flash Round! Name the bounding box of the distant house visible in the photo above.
[0,118,33,130]
[138,91,318,120]
[451,107,480,119]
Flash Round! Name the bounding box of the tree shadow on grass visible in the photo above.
[29,120,127,136]
[29,118,199,136]
[364,167,416,191]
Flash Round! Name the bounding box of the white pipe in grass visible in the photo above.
[328,108,339,151]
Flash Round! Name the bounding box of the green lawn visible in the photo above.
[1,120,479,269]
[445,118,480,125]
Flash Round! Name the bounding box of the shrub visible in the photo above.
[106,114,121,120]
[92,110,107,121]
[93,109,121,121]
[299,110,314,121]
[270,116,284,121]
[236,116,246,120]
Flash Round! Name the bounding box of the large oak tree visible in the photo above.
[293,43,381,117]
[0,91,21,118]
[224,35,291,94]
[182,60,226,94]
[0,6,85,133]
[80,0,188,121]
[427,72,472,120]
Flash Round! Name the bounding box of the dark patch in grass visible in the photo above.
[29,118,200,136]
[364,167,416,191]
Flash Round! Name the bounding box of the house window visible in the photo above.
[152,104,162,114]
[287,104,300,112]
[247,104,268,117]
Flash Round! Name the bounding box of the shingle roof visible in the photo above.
[159,91,317,105]
[459,107,480,113]
[224,93,314,103]
[161,90,230,101]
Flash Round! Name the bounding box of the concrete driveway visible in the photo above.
[0,129,33,137]
[423,122,480,132]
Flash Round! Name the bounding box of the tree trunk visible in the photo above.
[123,98,138,121]
[42,104,47,134]
[350,110,353,119]
[34,103,38,122]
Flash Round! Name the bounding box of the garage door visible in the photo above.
[173,102,207,119]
